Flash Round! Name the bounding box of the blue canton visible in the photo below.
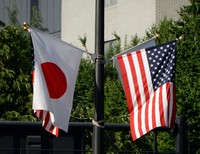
[146,41,177,91]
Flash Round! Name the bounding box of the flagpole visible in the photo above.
[92,0,104,154]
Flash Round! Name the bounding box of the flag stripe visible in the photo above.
[163,83,169,126]
[159,86,165,126]
[114,38,156,140]
[148,93,154,131]
[128,53,143,138]
[155,87,161,127]
[136,50,151,135]
[118,54,140,139]
[152,92,157,129]
[118,50,153,139]
[138,50,150,133]
[35,110,59,136]
[132,52,143,137]
[140,50,154,133]
[169,83,176,127]
[117,56,133,113]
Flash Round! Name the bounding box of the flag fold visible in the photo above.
[30,27,83,136]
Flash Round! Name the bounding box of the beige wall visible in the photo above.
[156,0,190,23]
[105,0,156,43]
[61,0,189,53]
[61,0,96,54]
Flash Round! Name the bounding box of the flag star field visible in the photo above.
[146,42,176,90]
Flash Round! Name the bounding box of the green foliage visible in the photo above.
[0,21,6,28]
[0,25,35,121]
[0,0,199,153]
[144,1,200,153]
[0,1,48,122]
[72,59,94,122]
[78,34,87,52]
[174,1,200,153]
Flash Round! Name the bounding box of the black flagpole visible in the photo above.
[92,0,104,154]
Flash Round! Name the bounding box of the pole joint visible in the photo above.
[92,53,105,64]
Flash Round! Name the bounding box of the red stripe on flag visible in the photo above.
[166,82,171,126]
[118,54,140,139]
[38,110,43,119]
[170,84,176,127]
[159,86,166,126]
[166,84,171,124]
[34,110,59,137]
[166,83,176,127]
[34,110,43,119]
[130,112,136,140]
[39,110,43,119]
[117,56,133,113]
[152,93,157,129]
[49,124,59,137]
[43,111,50,129]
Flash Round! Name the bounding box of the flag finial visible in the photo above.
[23,22,29,31]
[178,35,184,42]
[155,34,160,40]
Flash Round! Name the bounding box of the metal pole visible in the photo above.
[175,116,188,154]
[92,0,104,154]
[153,131,158,153]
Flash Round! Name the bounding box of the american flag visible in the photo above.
[116,40,177,141]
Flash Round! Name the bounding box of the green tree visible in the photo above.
[0,0,199,153]
[0,20,6,28]
[0,25,35,121]
[144,1,200,153]
[174,1,200,153]
[72,59,94,122]
[0,0,48,121]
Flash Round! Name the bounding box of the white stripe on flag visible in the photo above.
[155,87,161,127]
[162,83,168,126]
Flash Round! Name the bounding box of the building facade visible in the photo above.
[0,0,61,37]
[0,0,190,52]
[61,0,189,53]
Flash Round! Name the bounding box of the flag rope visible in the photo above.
[92,119,104,128]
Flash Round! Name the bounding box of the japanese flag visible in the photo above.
[30,27,83,136]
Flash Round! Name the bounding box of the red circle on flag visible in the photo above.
[41,62,67,99]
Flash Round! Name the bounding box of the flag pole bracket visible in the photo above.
[92,119,104,128]
[91,53,105,64]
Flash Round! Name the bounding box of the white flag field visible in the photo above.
[30,27,83,136]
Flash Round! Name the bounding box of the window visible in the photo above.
[105,0,117,7]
